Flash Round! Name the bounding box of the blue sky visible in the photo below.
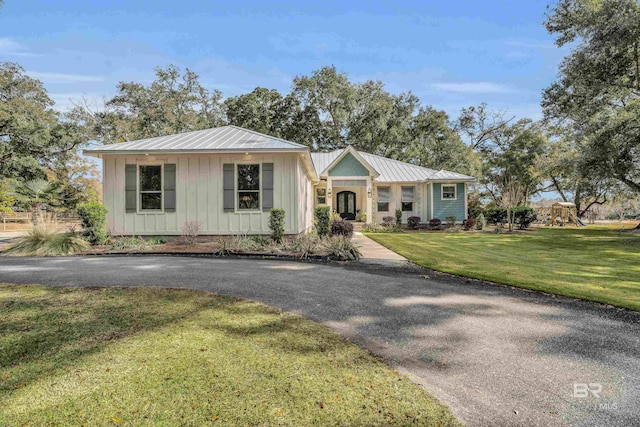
[1,0,567,121]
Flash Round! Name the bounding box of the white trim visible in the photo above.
[321,146,380,178]
[464,182,468,220]
[137,163,164,214]
[441,184,457,201]
[430,183,434,220]
[235,162,262,213]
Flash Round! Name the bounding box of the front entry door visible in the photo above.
[336,191,356,220]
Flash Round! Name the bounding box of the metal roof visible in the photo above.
[84,125,473,183]
[84,125,308,154]
[310,149,474,183]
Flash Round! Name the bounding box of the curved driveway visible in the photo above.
[1,256,639,426]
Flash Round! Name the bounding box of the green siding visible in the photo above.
[432,183,466,221]
[328,153,370,176]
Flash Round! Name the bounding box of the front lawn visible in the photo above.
[366,224,640,311]
[0,285,459,426]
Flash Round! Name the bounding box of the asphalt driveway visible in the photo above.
[1,256,639,426]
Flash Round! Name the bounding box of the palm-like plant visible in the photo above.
[16,179,60,227]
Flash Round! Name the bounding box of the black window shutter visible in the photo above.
[262,163,274,211]
[223,164,234,212]
[125,164,137,212]
[164,164,176,212]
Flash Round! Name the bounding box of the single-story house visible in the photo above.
[84,125,474,235]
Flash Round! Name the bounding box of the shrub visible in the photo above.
[463,217,477,231]
[356,211,367,222]
[268,208,286,243]
[484,206,507,225]
[287,234,321,259]
[330,218,354,238]
[251,236,271,247]
[382,216,395,226]
[476,213,486,230]
[395,209,402,226]
[323,236,361,261]
[77,202,108,245]
[314,206,331,238]
[484,206,536,229]
[181,220,202,245]
[512,205,537,229]
[362,224,402,233]
[5,228,89,256]
[445,215,457,227]
[407,216,421,229]
[429,218,442,227]
[109,236,153,251]
[214,235,257,256]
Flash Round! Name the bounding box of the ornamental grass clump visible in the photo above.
[5,228,89,256]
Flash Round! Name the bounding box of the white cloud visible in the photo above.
[431,82,514,94]
[27,71,105,83]
[0,37,39,57]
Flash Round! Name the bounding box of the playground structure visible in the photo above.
[536,202,587,227]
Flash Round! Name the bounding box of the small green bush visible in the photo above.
[314,206,331,238]
[77,202,108,245]
[108,236,154,251]
[407,216,421,229]
[476,213,486,230]
[5,228,89,256]
[382,216,395,226]
[485,206,536,229]
[463,217,477,231]
[512,206,537,229]
[362,224,402,233]
[323,236,361,261]
[286,234,322,259]
[330,218,354,238]
[445,215,457,227]
[269,208,286,243]
[395,209,402,226]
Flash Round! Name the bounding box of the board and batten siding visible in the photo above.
[328,153,370,176]
[102,153,308,235]
[432,183,467,222]
[372,182,427,224]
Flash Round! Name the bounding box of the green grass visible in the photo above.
[366,224,640,311]
[0,285,459,426]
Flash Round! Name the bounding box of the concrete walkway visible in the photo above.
[352,231,408,266]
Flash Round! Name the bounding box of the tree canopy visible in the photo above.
[543,0,640,194]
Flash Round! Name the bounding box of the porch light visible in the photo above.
[367,187,372,198]
[327,187,332,196]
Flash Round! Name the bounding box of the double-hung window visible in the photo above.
[139,165,163,211]
[237,164,260,210]
[442,184,457,200]
[377,186,390,212]
[401,186,414,211]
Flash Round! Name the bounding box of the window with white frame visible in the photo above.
[316,188,326,204]
[401,186,414,211]
[139,165,162,211]
[237,164,260,210]
[377,186,390,212]
[441,184,457,200]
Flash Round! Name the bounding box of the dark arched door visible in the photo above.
[336,191,356,220]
